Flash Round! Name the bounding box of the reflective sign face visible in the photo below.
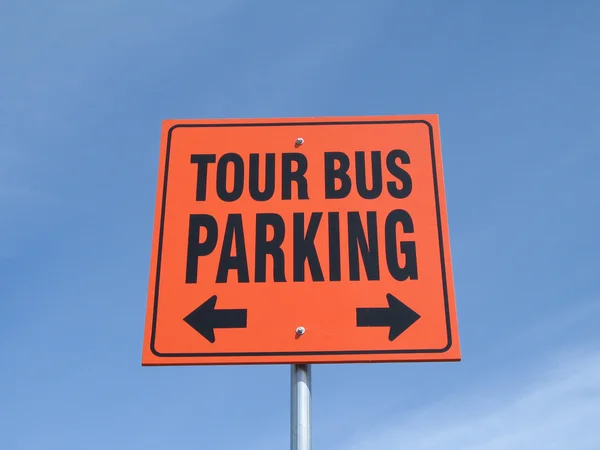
[142,115,461,365]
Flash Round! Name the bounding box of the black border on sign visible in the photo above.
[150,119,453,358]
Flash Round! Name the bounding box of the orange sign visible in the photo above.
[142,115,460,365]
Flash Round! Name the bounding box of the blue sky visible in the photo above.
[1,0,599,448]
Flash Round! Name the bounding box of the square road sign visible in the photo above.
[142,115,460,365]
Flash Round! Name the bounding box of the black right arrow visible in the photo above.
[183,295,247,343]
[356,294,421,341]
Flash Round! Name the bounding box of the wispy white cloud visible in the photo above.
[340,347,600,450]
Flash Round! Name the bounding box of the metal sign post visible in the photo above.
[291,364,312,450]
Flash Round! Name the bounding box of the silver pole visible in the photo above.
[291,364,312,450]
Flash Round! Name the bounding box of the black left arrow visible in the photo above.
[183,295,247,343]
[356,293,420,341]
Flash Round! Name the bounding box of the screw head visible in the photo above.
[295,137,304,146]
[295,326,306,335]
